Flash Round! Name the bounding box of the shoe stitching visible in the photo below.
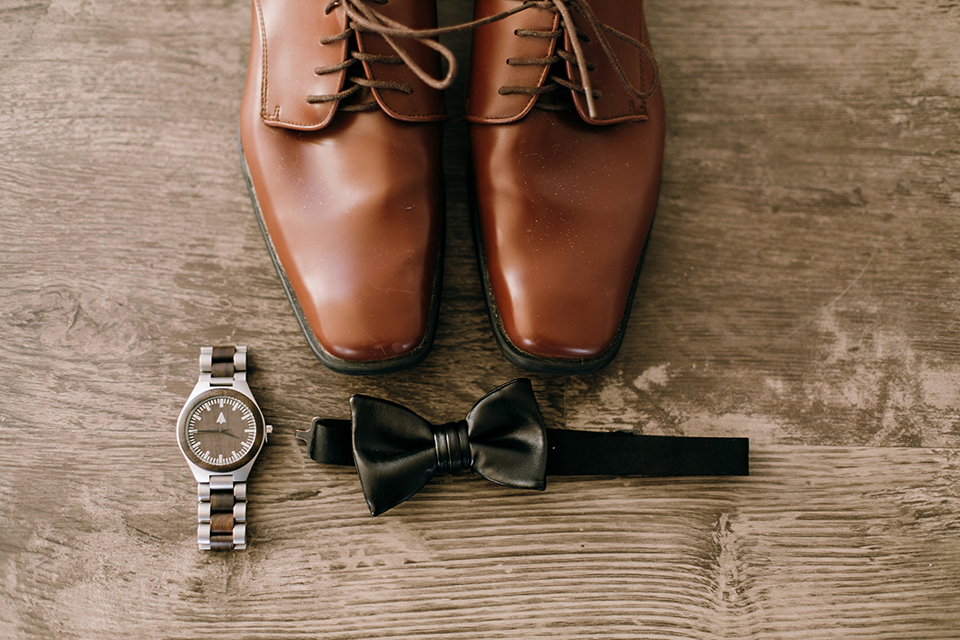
[256,0,270,121]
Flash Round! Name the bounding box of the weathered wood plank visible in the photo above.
[2,444,959,639]
[1,0,959,638]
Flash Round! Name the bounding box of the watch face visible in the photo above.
[178,389,264,472]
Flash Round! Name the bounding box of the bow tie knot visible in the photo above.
[432,420,472,474]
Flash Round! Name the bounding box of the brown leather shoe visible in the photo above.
[466,0,664,374]
[239,0,448,374]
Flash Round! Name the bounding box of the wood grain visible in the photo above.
[2,443,959,639]
[1,0,959,637]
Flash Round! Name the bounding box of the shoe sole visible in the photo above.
[469,161,657,375]
[239,134,443,375]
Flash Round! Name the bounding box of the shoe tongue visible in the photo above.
[257,0,349,131]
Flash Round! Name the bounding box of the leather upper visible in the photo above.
[241,0,445,367]
[467,0,664,363]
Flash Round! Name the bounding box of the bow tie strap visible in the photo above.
[302,420,749,477]
[299,417,354,465]
[544,429,749,477]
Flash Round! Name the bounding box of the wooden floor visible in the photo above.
[2,0,959,637]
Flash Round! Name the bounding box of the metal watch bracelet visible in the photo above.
[198,474,248,551]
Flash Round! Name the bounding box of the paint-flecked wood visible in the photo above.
[1,0,959,638]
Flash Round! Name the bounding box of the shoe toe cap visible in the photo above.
[495,274,626,362]
[307,291,431,363]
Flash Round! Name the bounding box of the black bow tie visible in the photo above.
[297,379,749,515]
[351,379,545,515]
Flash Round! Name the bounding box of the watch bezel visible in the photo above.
[177,388,266,473]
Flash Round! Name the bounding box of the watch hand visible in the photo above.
[194,428,241,439]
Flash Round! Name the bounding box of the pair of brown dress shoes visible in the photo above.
[239,0,664,375]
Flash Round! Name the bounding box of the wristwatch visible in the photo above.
[176,346,271,550]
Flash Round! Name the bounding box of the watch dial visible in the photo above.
[185,395,258,467]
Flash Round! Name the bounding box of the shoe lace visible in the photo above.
[306,0,659,119]
[495,0,659,117]
[306,0,460,111]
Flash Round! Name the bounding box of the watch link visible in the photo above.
[177,346,271,550]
